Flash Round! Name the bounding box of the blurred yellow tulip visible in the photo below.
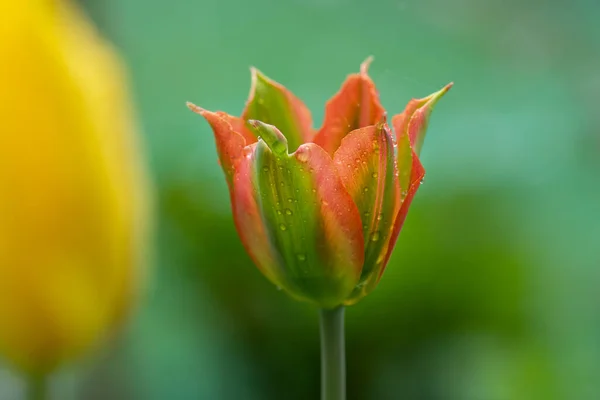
[0,1,150,374]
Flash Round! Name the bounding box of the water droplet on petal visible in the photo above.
[364,211,370,217]
[277,210,282,215]
[263,166,269,172]
[296,253,307,262]
[296,147,310,163]
[285,208,293,215]
[322,200,329,206]
[370,231,381,242]
[311,188,317,193]
[287,198,294,203]
[377,213,383,221]
[363,187,369,193]
[279,223,287,231]
[372,172,378,178]
[420,177,425,184]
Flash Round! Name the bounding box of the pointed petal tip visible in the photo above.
[246,119,288,155]
[431,82,454,99]
[360,56,374,75]
[420,82,454,109]
[186,101,206,114]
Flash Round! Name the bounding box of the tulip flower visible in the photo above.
[0,0,149,391]
[188,57,451,400]
[187,58,450,308]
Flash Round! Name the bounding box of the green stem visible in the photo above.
[319,306,346,400]
[26,374,47,400]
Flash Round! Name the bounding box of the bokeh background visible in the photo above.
[2,0,599,399]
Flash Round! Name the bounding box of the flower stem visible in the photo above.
[26,374,47,400]
[319,306,346,400]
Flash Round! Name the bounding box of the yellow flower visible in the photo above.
[0,1,150,374]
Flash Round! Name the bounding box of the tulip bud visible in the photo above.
[0,0,150,374]
[188,58,450,307]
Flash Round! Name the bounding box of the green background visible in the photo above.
[6,0,600,399]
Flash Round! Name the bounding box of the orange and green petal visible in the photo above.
[313,57,386,156]
[242,69,313,152]
[380,154,425,279]
[187,106,288,289]
[187,103,256,186]
[391,83,453,156]
[332,122,401,304]
[247,121,364,308]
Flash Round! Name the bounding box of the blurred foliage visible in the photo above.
[2,0,598,399]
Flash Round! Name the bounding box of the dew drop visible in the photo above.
[279,223,287,231]
[262,166,269,172]
[287,198,294,203]
[420,177,425,184]
[377,213,383,221]
[296,147,310,163]
[322,200,329,206]
[296,253,307,262]
[372,172,378,178]
[355,158,360,164]
[277,210,282,215]
[311,188,317,193]
[363,187,369,193]
[370,231,381,242]
[364,211,371,217]
[285,208,293,215]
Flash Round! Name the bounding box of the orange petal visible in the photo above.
[187,103,253,185]
[391,83,453,156]
[314,57,386,156]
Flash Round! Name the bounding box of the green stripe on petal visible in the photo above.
[230,143,292,289]
[332,122,401,303]
[248,121,364,308]
[187,107,291,290]
[242,69,313,152]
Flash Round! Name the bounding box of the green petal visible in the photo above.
[247,121,364,308]
[242,69,313,152]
